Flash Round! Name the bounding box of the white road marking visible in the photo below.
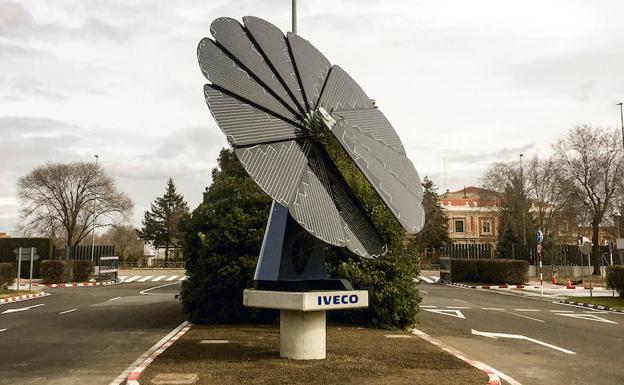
[549,310,573,313]
[124,276,140,283]
[178,276,187,281]
[447,306,471,309]
[557,313,617,324]
[58,308,77,315]
[419,276,435,284]
[118,276,127,281]
[152,275,167,282]
[420,290,429,294]
[2,303,45,314]
[514,309,540,312]
[138,275,154,282]
[0,328,6,332]
[165,275,179,281]
[428,276,440,282]
[423,308,466,319]
[420,305,437,308]
[482,307,505,311]
[413,328,521,385]
[139,281,181,295]
[452,298,469,303]
[471,329,576,355]
[108,297,122,301]
[502,311,545,323]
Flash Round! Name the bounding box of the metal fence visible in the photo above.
[421,243,623,268]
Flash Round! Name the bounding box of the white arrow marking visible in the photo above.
[557,313,617,324]
[423,308,465,319]
[471,329,576,355]
[1,303,45,314]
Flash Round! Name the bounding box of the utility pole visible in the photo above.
[91,154,99,263]
[618,103,624,149]
[292,0,297,33]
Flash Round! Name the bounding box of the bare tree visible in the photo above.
[98,225,144,262]
[525,155,571,238]
[17,162,133,246]
[554,124,624,274]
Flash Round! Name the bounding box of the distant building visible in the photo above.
[439,187,499,247]
[0,232,9,238]
[438,186,616,249]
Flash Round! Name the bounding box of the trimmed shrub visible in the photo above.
[0,238,54,279]
[40,260,70,284]
[0,263,16,289]
[451,258,529,284]
[70,260,93,282]
[606,265,624,298]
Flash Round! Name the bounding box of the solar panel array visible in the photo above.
[198,16,425,258]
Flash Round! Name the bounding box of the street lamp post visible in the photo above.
[91,155,99,263]
[292,0,297,34]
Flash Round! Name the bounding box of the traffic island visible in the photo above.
[137,325,489,385]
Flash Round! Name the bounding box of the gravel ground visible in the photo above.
[139,324,487,385]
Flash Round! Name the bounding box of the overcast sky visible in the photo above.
[1,0,623,234]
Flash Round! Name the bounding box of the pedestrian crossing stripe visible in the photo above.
[415,276,440,284]
[119,275,187,283]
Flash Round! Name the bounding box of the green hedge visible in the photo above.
[40,260,70,284]
[0,263,16,289]
[70,260,93,282]
[606,265,624,298]
[0,238,54,279]
[451,258,528,284]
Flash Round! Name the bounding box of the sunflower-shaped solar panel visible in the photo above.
[198,16,424,259]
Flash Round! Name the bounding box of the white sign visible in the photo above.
[535,230,544,243]
[617,238,624,250]
[243,289,369,312]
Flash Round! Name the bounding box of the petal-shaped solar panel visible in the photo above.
[198,17,424,258]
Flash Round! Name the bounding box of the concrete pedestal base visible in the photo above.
[280,310,326,360]
[243,289,368,360]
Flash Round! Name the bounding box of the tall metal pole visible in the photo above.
[520,154,526,249]
[292,0,297,33]
[618,103,624,149]
[91,155,99,263]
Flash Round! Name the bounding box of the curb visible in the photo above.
[412,328,504,385]
[36,280,117,288]
[448,282,525,290]
[558,299,624,313]
[125,321,192,385]
[0,292,50,304]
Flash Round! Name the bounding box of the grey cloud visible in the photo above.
[446,143,536,163]
[0,1,136,43]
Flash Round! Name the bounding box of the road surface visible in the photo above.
[418,283,624,385]
[0,281,184,385]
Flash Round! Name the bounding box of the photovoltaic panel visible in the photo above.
[198,16,425,258]
[198,38,298,122]
[334,109,406,155]
[210,17,301,116]
[236,140,311,206]
[331,120,425,233]
[243,16,306,113]
[287,32,331,110]
[318,66,374,111]
[204,85,305,147]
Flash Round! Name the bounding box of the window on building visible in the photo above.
[454,219,465,233]
[559,221,569,235]
[482,220,492,234]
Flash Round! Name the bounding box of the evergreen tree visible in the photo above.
[413,177,451,249]
[141,178,189,261]
[181,149,273,323]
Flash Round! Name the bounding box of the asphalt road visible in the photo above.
[0,281,184,385]
[418,284,624,385]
